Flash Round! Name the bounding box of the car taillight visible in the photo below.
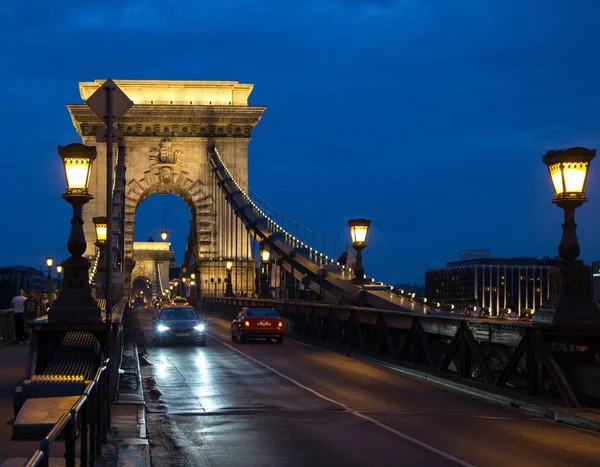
[244,321,250,327]
[277,321,283,328]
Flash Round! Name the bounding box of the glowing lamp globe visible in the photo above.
[93,216,108,245]
[542,147,595,203]
[348,218,371,249]
[226,261,233,271]
[160,229,168,241]
[58,144,97,194]
[56,264,63,275]
[46,257,54,268]
[260,248,270,264]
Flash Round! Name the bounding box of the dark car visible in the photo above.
[231,307,284,344]
[153,306,206,346]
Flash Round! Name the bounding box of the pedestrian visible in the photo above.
[40,293,49,314]
[11,289,27,343]
[23,291,40,340]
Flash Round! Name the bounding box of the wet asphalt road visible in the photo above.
[136,307,600,467]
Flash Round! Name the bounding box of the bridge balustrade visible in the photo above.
[204,297,600,409]
[24,358,111,467]
[4,299,131,465]
[0,308,16,344]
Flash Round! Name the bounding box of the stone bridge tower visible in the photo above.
[131,241,173,301]
[67,80,265,296]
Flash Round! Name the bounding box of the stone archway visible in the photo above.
[131,275,152,304]
[124,172,208,297]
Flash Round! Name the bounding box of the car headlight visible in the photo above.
[157,325,170,332]
[194,324,205,332]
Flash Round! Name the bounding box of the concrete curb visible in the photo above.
[111,322,151,467]
[352,354,600,433]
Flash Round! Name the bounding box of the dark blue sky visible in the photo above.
[2,0,600,284]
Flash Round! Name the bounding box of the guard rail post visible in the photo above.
[65,409,76,467]
[81,397,89,467]
[89,384,97,466]
[96,372,103,457]
[40,437,50,467]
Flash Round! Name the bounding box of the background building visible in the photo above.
[460,249,491,261]
[426,256,563,315]
[0,265,47,292]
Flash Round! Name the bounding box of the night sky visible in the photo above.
[2,1,600,285]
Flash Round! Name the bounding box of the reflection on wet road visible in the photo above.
[136,308,600,467]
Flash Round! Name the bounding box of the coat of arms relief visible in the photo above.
[149,138,183,184]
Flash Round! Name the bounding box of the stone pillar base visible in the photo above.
[49,256,102,323]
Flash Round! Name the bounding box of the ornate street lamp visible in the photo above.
[93,217,108,247]
[225,260,234,297]
[92,217,108,287]
[259,246,271,298]
[56,263,63,294]
[160,225,168,241]
[45,256,54,302]
[536,147,599,325]
[191,273,196,280]
[348,218,371,284]
[51,143,102,322]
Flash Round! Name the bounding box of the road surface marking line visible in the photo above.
[208,333,475,467]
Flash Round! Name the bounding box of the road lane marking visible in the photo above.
[208,333,476,467]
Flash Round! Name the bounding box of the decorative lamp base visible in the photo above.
[533,264,600,326]
[49,256,102,323]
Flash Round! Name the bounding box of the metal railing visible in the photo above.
[0,308,16,344]
[25,358,110,467]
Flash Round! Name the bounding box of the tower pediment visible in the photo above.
[78,80,254,106]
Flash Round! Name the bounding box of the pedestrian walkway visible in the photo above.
[0,343,44,460]
[104,306,150,467]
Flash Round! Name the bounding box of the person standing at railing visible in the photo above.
[41,293,49,314]
[11,289,27,343]
[23,291,40,341]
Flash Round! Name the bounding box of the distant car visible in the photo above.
[171,297,189,307]
[153,306,206,346]
[231,307,284,344]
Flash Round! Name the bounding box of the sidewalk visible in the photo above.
[0,343,48,461]
[103,309,150,467]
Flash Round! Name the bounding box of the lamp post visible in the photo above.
[46,256,54,290]
[45,257,54,303]
[536,147,599,325]
[225,260,234,297]
[348,218,371,284]
[50,143,102,322]
[92,216,107,295]
[56,264,63,294]
[259,246,271,299]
